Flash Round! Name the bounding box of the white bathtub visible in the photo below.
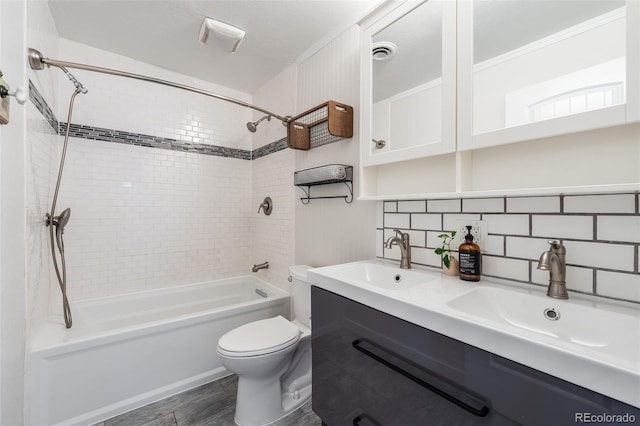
[28,276,290,426]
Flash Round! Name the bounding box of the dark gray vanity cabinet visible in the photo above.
[311,287,639,426]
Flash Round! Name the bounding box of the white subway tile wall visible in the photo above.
[378,194,640,303]
[397,200,427,212]
[564,194,636,214]
[26,38,300,306]
[251,149,295,292]
[597,216,640,243]
[26,1,62,333]
[58,39,253,151]
[532,215,594,240]
[506,196,560,213]
[26,98,57,331]
[462,198,504,213]
[58,138,253,300]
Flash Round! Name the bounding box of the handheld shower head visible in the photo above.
[56,208,71,229]
[60,67,88,94]
[246,115,271,133]
[54,208,71,252]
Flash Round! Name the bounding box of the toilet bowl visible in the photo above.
[217,265,312,426]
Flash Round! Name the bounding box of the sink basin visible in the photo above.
[313,261,440,291]
[309,260,640,408]
[447,287,640,360]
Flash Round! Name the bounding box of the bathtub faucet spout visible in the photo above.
[252,262,269,273]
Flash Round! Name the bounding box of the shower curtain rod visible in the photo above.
[27,48,292,124]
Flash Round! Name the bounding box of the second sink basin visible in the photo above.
[447,286,640,362]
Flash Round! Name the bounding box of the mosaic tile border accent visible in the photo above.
[30,80,286,161]
[59,122,251,160]
[252,137,288,159]
[29,80,59,132]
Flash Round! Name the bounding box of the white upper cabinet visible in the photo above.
[358,0,639,199]
[361,0,457,166]
[457,0,640,150]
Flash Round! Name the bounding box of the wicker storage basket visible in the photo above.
[287,101,353,150]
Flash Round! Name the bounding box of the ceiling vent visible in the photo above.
[372,42,397,61]
[199,17,246,53]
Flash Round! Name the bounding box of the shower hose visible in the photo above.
[48,88,82,328]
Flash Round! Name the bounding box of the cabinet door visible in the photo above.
[361,0,456,167]
[457,0,640,151]
[312,287,513,425]
[311,287,640,426]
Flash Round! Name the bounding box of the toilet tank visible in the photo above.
[289,265,312,327]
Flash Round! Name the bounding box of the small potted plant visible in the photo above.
[435,231,458,276]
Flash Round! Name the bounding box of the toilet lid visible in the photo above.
[218,315,301,357]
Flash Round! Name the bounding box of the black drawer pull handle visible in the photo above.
[352,339,489,417]
[353,414,383,426]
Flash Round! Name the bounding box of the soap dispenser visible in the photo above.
[459,225,481,282]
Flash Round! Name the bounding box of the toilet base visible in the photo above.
[234,376,311,426]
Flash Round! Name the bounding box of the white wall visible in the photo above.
[0,1,27,424]
[294,26,377,266]
[251,65,297,151]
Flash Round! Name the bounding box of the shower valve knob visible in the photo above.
[257,197,273,215]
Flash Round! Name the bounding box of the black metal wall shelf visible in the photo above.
[294,164,353,204]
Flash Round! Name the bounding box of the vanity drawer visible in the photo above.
[311,287,639,425]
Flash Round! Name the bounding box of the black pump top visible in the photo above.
[465,225,474,241]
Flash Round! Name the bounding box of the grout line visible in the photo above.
[593,268,598,294]
[503,236,507,257]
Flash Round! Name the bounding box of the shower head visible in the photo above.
[246,115,271,133]
[54,208,71,252]
[56,208,71,229]
[60,66,88,94]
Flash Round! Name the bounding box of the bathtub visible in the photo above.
[28,276,290,426]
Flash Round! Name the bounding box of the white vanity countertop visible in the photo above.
[308,259,640,409]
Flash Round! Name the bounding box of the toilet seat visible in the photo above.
[218,315,301,357]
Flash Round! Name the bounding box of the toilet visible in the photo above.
[217,265,312,426]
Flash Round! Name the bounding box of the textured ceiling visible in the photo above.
[48,0,382,94]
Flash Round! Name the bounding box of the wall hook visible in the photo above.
[257,197,273,215]
[0,85,27,105]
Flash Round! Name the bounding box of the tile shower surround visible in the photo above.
[378,194,640,303]
[29,81,287,160]
[29,79,291,301]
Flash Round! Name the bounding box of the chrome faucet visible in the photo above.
[537,240,568,299]
[385,229,411,269]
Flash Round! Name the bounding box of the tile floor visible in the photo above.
[95,375,321,426]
